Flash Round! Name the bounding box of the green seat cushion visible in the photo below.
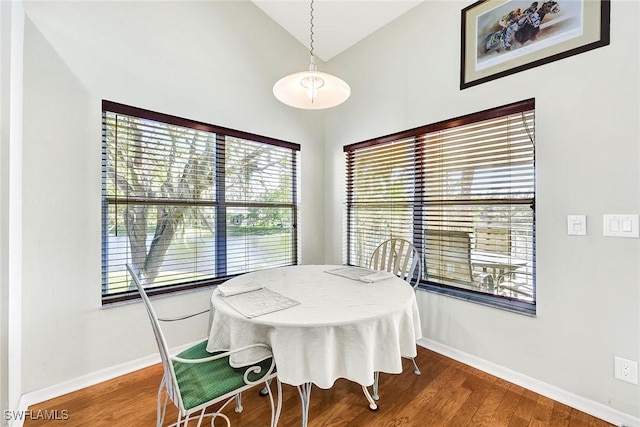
[172,341,274,411]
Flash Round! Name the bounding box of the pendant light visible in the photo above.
[273,0,351,110]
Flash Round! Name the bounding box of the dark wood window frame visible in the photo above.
[101,100,300,304]
[344,99,536,315]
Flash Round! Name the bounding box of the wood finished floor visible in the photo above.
[25,347,613,426]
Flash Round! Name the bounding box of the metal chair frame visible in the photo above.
[127,264,281,427]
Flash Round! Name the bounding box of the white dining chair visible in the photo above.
[368,238,422,401]
[369,238,422,290]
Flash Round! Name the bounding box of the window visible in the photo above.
[344,99,535,314]
[102,101,300,303]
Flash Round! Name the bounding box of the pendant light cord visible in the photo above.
[309,0,316,64]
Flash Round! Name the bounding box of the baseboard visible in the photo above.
[10,341,195,427]
[418,338,639,427]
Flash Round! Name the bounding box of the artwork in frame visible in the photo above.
[460,0,610,89]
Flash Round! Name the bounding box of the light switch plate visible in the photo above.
[603,214,639,238]
[567,215,586,236]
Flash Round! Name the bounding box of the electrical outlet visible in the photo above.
[614,356,639,384]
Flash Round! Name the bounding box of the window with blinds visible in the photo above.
[102,101,300,303]
[344,99,535,312]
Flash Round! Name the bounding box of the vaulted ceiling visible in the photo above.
[252,1,424,62]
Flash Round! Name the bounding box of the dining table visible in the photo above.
[206,264,422,427]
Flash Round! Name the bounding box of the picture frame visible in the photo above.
[460,0,610,89]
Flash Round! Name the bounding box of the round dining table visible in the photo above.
[207,264,422,426]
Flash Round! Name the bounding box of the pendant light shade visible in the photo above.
[273,0,351,110]
[273,68,351,110]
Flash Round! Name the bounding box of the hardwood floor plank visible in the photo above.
[467,378,511,426]
[23,347,615,427]
[429,380,473,425]
[529,395,555,426]
[513,388,539,424]
[446,372,496,426]
[420,371,471,426]
[508,416,533,427]
[568,408,593,427]
[489,383,524,426]
[363,357,455,427]
[548,401,572,426]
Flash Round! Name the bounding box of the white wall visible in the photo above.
[1,2,11,416]
[324,0,639,421]
[20,1,326,394]
[1,0,24,419]
[16,0,640,423]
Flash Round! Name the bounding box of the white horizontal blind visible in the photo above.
[345,100,535,304]
[102,102,299,301]
[345,138,416,267]
[224,136,298,275]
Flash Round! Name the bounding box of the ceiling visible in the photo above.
[252,0,424,62]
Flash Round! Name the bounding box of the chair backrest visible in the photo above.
[423,230,473,284]
[126,264,181,410]
[369,238,422,289]
[473,227,511,255]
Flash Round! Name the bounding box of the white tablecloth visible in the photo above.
[207,264,422,389]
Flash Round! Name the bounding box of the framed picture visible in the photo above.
[460,0,610,89]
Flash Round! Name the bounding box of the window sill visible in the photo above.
[419,283,536,317]
[101,276,232,306]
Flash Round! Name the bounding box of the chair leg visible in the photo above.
[267,378,282,427]
[157,378,169,427]
[372,371,380,400]
[259,378,271,396]
[361,385,378,411]
[235,393,243,413]
[194,408,206,427]
[411,357,421,375]
[297,383,313,427]
[368,360,418,408]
